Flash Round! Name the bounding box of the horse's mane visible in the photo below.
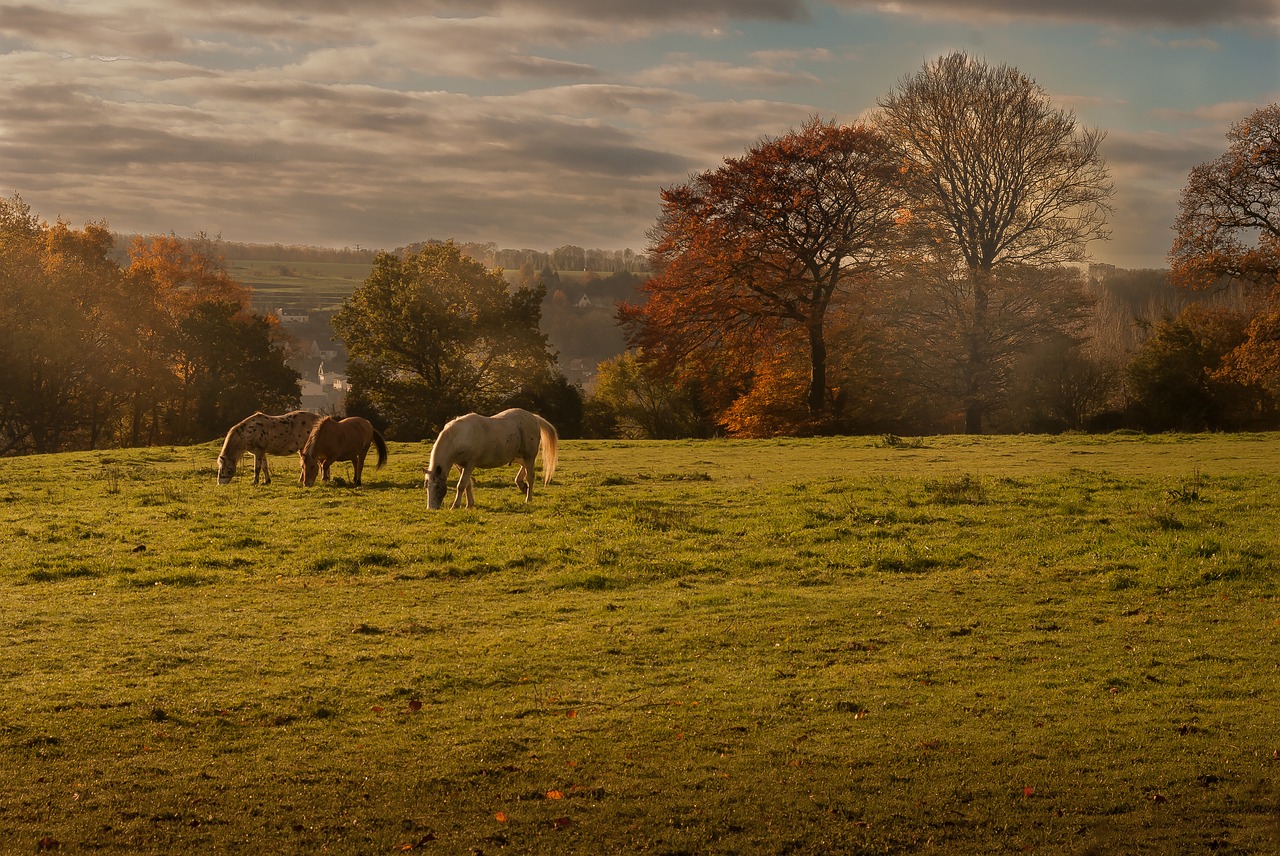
[428,414,473,471]
[302,415,336,454]
[219,413,262,459]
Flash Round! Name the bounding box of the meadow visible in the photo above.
[227,258,372,312]
[0,433,1277,854]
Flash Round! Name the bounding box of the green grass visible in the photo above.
[1,434,1278,853]
[227,259,371,310]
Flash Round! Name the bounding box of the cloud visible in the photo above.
[838,0,1280,28]
[1,0,1270,267]
[749,47,835,63]
[1102,128,1224,179]
[633,60,822,88]
[1150,36,1222,50]
[1149,100,1279,124]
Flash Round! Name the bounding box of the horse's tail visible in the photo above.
[372,429,388,469]
[533,414,558,484]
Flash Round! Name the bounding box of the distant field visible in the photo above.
[230,259,611,313]
[1,433,1278,854]
[228,259,372,312]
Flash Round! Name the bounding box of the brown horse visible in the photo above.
[298,416,388,487]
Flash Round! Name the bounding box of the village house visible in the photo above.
[300,363,349,413]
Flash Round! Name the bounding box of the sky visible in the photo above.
[2,1,1277,270]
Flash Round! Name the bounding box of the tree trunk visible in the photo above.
[807,317,827,417]
[965,401,984,434]
[965,271,990,434]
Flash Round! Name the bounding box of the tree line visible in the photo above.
[598,53,1280,438]
[0,200,299,455]
[3,53,1276,454]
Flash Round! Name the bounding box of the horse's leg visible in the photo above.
[451,466,473,509]
[252,452,263,485]
[262,454,272,485]
[516,461,532,502]
[353,452,365,487]
[322,460,332,482]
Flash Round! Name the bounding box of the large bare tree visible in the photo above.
[877,52,1113,432]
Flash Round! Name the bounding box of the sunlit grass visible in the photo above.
[0,433,1277,853]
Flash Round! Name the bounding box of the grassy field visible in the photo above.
[227,259,372,312]
[1,433,1278,854]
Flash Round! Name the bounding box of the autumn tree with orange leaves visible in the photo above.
[621,118,904,434]
[1170,105,1280,400]
[1171,104,1280,291]
[0,197,298,454]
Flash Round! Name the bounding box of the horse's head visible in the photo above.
[425,463,448,509]
[300,453,321,487]
[215,454,236,485]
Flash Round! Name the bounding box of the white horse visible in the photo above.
[216,410,321,485]
[424,408,559,509]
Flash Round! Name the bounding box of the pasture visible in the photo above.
[0,433,1277,854]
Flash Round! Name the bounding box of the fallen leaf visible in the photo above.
[1023,787,1035,797]
[371,706,384,712]
[495,811,508,823]
[550,816,572,829]
[566,709,577,719]
[408,700,422,712]
[546,790,565,800]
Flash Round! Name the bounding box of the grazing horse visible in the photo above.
[298,416,388,487]
[216,410,322,485]
[424,408,558,509]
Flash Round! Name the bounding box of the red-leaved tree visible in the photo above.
[621,117,904,434]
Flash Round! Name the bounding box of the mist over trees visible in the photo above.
[4,61,1279,453]
[601,62,1280,438]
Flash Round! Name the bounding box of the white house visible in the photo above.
[275,307,310,325]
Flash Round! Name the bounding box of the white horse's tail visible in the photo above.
[534,413,558,484]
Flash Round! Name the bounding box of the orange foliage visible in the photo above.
[128,234,250,317]
[1170,104,1280,293]
[622,116,902,433]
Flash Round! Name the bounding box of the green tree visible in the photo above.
[877,52,1113,432]
[171,301,300,442]
[589,350,711,439]
[1125,305,1267,432]
[0,198,125,453]
[332,241,557,439]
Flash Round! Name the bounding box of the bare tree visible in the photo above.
[877,52,1113,432]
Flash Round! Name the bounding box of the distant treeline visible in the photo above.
[111,235,652,274]
[399,240,650,274]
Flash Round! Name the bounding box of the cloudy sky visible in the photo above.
[3,1,1277,269]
